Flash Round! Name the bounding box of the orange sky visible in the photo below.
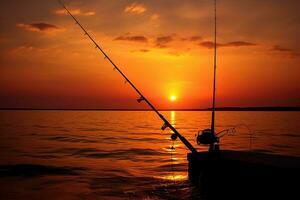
[0,0,299,109]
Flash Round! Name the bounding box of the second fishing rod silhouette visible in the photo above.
[58,0,197,154]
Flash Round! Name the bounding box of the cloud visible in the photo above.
[156,36,173,48]
[182,35,202,41]
[199,41,218,49]
[271,45,299,57]
[17,23,62,33]
[114,35,148,43]
[225,41,256,47]
[124,3,146,14]
[9,45,55,56]
[272,45,292,52]
[11,45,40,53]
[139,49,150,52]
[131,49,150,53]
[199,40,256,49]
[55,8,95,16]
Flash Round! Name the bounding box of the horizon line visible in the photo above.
[1,106,300,111]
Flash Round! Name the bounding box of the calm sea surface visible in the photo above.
[0,111,299,199]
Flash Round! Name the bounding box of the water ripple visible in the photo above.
[0,164,86,177]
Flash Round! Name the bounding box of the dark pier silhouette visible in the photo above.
[188,150,300,199]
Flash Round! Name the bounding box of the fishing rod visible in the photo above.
[58,0,197,154]
[211,0,217,136]
[196,0,220,152]
[196,0,237,152]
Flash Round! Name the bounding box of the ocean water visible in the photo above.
[0,111,299,199]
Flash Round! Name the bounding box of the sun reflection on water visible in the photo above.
[156,174,187,181]
[159,111,188,182]
[170,111,176,126]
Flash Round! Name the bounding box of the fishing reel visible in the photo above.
[196,129,220,152]
[196,128,236,152]
[196,129,219,145]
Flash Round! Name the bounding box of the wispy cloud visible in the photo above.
[272,45,292,52]
[181,35,202,41]
[17,23,63,33]
[9,45,53,55]
[114,35,148,43]
[8,45,63,60]
[11,45,40,53]
[225,41,256,47]
[55,8,95,16]
[156,36,173,48]
[199,41,217,49]
[131,49,150,53]
[124,3,146,14]
[139,49,150,52]
[271,45,299,57]
[199,40,256,49]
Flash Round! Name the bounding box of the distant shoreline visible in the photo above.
[1,107,299,111]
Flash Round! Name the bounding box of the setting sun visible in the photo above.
[170,95,177,102]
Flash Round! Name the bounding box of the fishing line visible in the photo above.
[232,124,256,151]
[170,139,176,185]
[215,124,256,151]
[161,128,176,185]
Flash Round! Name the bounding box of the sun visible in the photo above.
[170,95,177,102]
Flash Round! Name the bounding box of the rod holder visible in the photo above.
[161,123,168,130]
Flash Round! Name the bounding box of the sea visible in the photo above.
[0,110,299,199]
